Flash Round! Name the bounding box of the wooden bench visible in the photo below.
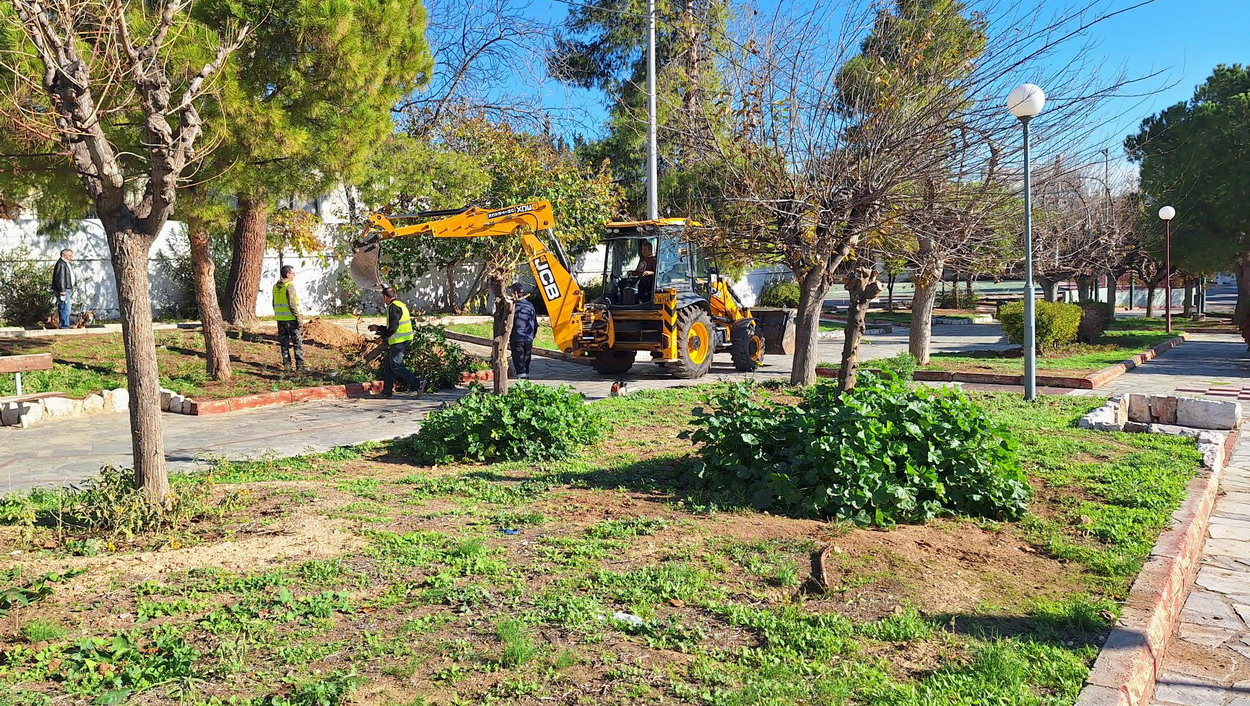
[0,353,54,398]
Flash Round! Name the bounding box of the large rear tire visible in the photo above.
[730,321,765,372]
[591,350,635,375]
[669,307,715,379]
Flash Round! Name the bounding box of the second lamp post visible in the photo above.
[1158,205,1176,333]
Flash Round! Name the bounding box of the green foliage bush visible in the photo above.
[936,286,980,309]
[998,301,1083,351]
[875,352,918,380]
[683,375,1029,526]
[758,279,801,308]
[403,326,481,390]
[0,247,53,326]
[411,381,602,463]
[1077,302,1114,343]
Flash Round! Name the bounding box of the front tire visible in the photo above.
[730,321,765,372]
[591,350,635,375]
[669,307,715,379]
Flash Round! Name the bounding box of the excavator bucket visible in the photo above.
[348,241,385,291]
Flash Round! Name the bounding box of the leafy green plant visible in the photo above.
[999,300,1083,352]
[402,325,482,390]
[873,352,918,380]
[936,286,980,309]
[411,381,602,463]
[757,279,800,308]
[0,246,54,326]
[682,375,1029,526]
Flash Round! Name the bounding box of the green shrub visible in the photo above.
[874,352,918,380]
[411,382,602,463]
[0,247,53,326]
[998,300,1082,351]
[936,286,980,309]
[682,375,1029,526]
[403,326,482,390]
[758,279,801,308]
[1077,302,1114,343]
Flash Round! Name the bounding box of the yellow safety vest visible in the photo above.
[273,281,297,321]
[388,299,414,345]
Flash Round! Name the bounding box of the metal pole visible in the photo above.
[646,0,659,221]
[1022,117,1036,401]
[1164,219,1172,333]
[1128,275,1134,310]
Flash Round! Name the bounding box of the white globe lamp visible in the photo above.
[1007,84,1046,120]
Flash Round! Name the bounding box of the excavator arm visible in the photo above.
[348,201,584,354]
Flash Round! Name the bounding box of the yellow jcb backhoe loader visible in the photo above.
[349,200,795,379]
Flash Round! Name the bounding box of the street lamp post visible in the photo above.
[1158,206,1175,333]
[1008,83,1046,401]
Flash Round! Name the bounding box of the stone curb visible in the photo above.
[187,381,385,415]
[1075,429,1237,706]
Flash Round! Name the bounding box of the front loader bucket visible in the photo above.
[348,242,385,291]
[753,307,796,355]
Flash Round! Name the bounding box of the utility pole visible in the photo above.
[646,0,659,220]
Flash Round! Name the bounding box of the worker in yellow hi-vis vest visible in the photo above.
[368,286,425,397]
[272,265,305,374]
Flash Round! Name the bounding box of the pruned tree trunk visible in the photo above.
[1146,283,1157,318]
[189,227,232,380]
[886,272,896,312]
[109,232,170,505]
[908,237,943,366]
[1236,259,1250,328]
[909,278,940,365]
[1183,279,1195,318]
[838,265,882,392]
[950,277,960,309]
[444,265,460,313]
[965,275,974,304]
[790,266,828,386]
[1039,277,1059,303]
[489,277,513,394]
[1106,271,1118,314]
[224,194,269,328]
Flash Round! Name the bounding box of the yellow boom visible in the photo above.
[349,201,584,354]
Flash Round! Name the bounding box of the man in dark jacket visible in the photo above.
[509,283,537,379]
[51,249,75,329]
[368,287,425,397]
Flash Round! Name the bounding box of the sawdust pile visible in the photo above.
[302,317,369,348]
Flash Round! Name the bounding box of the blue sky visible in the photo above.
[515,0,1246,181]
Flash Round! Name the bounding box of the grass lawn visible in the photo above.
[1108,316,1233,333]
[861,309,983,324]
[924,331,1178,375]
[0,385,1199,705]
[446,322,560,351]
[0,329,372,400]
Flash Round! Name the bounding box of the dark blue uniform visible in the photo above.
[510,298,537,378]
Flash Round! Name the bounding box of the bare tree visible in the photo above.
[3,1,248,504]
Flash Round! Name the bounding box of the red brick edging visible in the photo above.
[188,381,384,415]
[1076,430,1236,706]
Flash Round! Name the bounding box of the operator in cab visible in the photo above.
[630,240,657,299]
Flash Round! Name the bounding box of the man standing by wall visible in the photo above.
[50,249,75,329]
[509,283,537,379]
[368,286,425,397]
[272,265,305,374]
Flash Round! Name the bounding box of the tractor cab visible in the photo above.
[599,219,705,308]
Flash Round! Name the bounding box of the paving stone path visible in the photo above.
[1153,433,1250,705]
